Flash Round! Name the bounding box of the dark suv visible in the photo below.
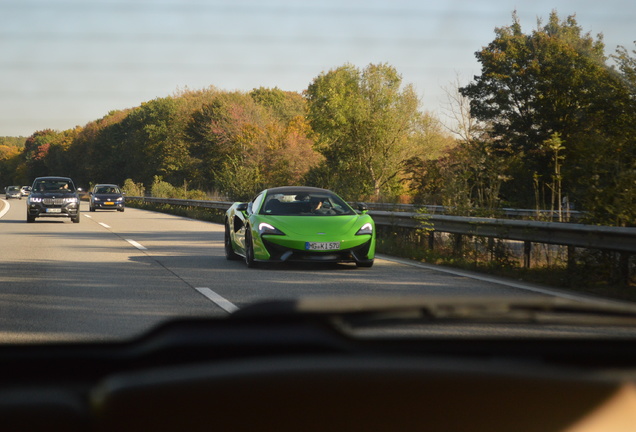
[26,176,81,223]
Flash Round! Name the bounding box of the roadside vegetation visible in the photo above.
[2,11,634,293]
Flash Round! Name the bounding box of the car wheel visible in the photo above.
[72,214,80,223]
[26,215,35,223]
[89,205,95,212]
[356,259,374,268]
[224,221,240,261]
[244,228,257,268]
[119,207,125,212]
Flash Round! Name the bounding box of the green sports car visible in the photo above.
[224,186,375,268]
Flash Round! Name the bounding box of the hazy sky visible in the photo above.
[1,0,634,136]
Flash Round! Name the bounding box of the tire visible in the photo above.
[118,207,125,212]
[89,205,95,212]
[356,259,374,268]
[72,214,80,223]
[244,228,257,268]
[224,221,240,261]
[26,215,35,223]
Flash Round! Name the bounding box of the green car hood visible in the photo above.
[261,215,365,237]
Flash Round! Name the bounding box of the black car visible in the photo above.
[26,176,81,223]
[89,184,125,212]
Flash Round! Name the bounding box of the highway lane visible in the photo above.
[0,198,553,343]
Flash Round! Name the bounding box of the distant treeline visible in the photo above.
[1,12,634,226]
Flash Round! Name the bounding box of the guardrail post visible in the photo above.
[453,234,463,254]
[428,232,435,250]
[523,241,532,268]
[619,253,631,287]
[567,246,576,274]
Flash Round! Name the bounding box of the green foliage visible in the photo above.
[122,178,145,197]
[459,11,636,225]
[150,176,174,198]
[0,136,26,149]
[305,63,446,201]
[215,156,263,202]
[186,89,320,199]
[250,87,307,122]
[149,176,207,199]
[405,139,512,215]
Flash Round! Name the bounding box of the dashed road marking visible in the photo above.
[195,287,239,313]
[125,239,147,250]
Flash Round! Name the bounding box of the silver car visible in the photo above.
[5,186,21,199]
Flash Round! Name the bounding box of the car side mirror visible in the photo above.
[237,202,248,212]
[357,203,368,213]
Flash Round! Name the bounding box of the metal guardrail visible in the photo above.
[127,196,636,254]
[370,211,636,254]
[364,202,583,221]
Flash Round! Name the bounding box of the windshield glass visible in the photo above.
[260,191,355,216]
[95,186,121,194]
[0,0,634,347]
[32,179,75,193]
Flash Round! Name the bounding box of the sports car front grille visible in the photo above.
[43,198,64,206]
[262,238,371,263]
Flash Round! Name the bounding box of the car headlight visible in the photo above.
[64,197,78,203]
[29,197,42,203]
[258,222,285,235]
[116,197,124,202]
[94,197,101,201]
[356,222,373,235]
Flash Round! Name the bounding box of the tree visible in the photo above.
[459,11,636,224]
[305,63,440,200]
[186,90,321,198]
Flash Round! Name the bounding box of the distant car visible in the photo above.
[225,186,375,268]
[26,177,81,223]
[5,186,22,199]
[20,186,31,197]
[89,184,125,212]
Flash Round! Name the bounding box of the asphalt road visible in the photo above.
[0,198,562,343]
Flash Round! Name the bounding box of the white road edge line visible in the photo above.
[83,214,92,219]
[195,287,239,313]
[0,199,10,219]
[99,222,111,229]
[377,254,615,305]
[125,239,147,250]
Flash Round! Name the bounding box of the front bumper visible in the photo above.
[93,201,124,210]
[261,237,374,263]
[27,203,79,218]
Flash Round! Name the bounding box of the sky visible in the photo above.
[1,0,634,137]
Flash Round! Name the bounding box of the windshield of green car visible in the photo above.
[260,192,356,216]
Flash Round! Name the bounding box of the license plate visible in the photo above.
[46,208,62,213]
[104,202,114,205]
[306,241,340,251]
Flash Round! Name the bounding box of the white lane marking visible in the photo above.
[377,254,615,304]
[99,222,111,229]
[126,239,147,250]
[0,200,10,219]
[84,214,92,219]
[195,287,239,313]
